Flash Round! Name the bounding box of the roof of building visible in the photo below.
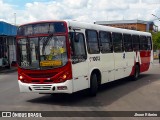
[0,21,17,36]
[95,20,154,25]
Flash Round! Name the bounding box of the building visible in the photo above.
[0,21,17,68]
[94,20,158,32]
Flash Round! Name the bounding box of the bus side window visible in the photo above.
[99,31,113,53]
[147,36,152,50]
[112,32,123,52]
[123,34,133,52]
[86,30,100,54]
[132,35,140,51]
[69,32,87,64]
[140,36,147,50]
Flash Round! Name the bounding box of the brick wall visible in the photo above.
[105,23,147,32]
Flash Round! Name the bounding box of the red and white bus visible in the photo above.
[17,20,153,96]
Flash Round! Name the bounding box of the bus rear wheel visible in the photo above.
[89,73,98,96]
[131,64,140,81]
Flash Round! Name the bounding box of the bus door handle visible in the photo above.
[108,70,111,73]
[84,75,88,80]
[115,69,118,71]
[74,77,79,80]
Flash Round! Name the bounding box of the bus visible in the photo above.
[17,20,153,96]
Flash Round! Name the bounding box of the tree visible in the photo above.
[150,31,160,51]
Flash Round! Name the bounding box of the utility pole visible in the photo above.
[14,13,16,25]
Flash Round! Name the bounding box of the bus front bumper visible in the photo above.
[18,80,73,94]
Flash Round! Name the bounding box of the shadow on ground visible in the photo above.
[27,73,159,107]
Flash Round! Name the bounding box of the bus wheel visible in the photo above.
[89,73,98,96]
[131,65,140,81]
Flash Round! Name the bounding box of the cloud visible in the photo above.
[142,0,160,4]
[0,0,16,23]
[63,0,88,9]
[0,0,160,29]
[90,0,129,11]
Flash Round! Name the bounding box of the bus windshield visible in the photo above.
[17,35,68,70]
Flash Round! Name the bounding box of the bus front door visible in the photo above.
[70,30,89,92]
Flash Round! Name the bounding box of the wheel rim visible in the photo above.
[135,66,139,78]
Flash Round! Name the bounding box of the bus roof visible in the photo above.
[18,20,151,36]
[19,20,65,27]
[66,20,151,36]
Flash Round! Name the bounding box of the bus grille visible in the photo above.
[31,85,52,91]
[26,73,57,78]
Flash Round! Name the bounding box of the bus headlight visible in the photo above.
[18,74,28,83]
[19,75,23,80]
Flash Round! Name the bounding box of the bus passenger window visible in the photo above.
[99,31,112,53]
[112,33,123,52]
[86,30,100,54]
[132,35,140,51]
[124,34,133,52]
[140,36,148,50]
[147,36,152,50]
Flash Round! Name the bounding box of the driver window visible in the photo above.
[69,32,87,64]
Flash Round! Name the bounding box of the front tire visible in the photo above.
[89,73,98,96]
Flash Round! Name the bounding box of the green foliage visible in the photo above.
[150,31,160,50]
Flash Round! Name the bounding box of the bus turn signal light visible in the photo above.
[62,74,67,79]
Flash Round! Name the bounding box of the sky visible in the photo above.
[0,0,160,28]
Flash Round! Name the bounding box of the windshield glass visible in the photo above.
[17,36,67,69]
